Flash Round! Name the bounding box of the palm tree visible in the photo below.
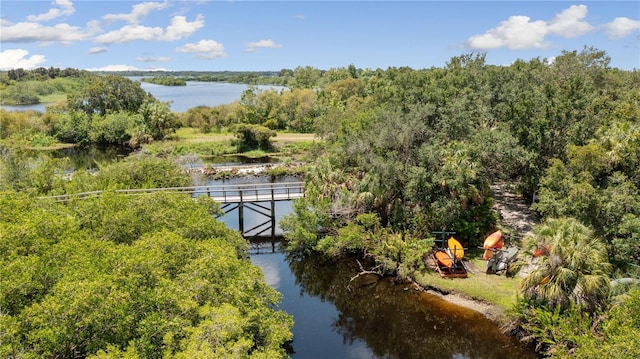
[519,217,611,312]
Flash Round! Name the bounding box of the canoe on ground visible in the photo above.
[483,230,503,249]
[434,250,454,268]
[447,237,464,260]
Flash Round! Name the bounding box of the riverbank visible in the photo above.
[412,183,540,327]
[412,261,519,325]
[209,163,534,327]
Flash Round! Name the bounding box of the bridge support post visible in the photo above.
[238,192,244,236]
[271,189,276,238]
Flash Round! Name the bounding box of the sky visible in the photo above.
[1,1,639,72]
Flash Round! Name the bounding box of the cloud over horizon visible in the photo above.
[176,39,226,60]
[467,4,637,50]
[244,39,283,53]
[0,49,46,70]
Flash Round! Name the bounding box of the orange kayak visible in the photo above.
[435,250,454,268]
[483,230,503,249]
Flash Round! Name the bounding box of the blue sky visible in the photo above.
[1,1,639,71]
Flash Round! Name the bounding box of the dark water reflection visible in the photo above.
[251,241,539,359]
[25,145,133,172]
[52,145,132,169]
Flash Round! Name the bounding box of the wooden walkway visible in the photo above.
[40,182,305,238]
[40,182,305,204]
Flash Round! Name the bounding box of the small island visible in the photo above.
[140,76,187,86]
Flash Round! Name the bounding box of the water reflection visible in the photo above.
[52,145,132,169]
[251,242,539,359]
[25,145,133,172]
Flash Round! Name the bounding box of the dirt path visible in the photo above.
[490,182,541,278]
[490,183,539,239]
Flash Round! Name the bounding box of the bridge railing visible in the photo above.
[39,182,305,204]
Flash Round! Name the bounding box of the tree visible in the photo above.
[519,217,611,312]
[0,187,293,358]
[137,101,178,140]
[232,124,276,152]
[290,66,322,89]
[68,75,153,116]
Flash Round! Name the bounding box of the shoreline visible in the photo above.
[223,167,523,329]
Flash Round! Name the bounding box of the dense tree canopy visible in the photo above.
[0,157,293,358]
[2,47,639,358]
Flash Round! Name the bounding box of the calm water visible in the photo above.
[211,176,538,359]
[250,242,538,359]
[1,79,285,113]
[136,79,286,112]
[28,128,539,359]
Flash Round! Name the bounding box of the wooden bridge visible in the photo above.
[40,182,305,238]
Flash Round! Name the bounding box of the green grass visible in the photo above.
[148,128,320,160]
[39,93,67,104]
[413,255,522,311]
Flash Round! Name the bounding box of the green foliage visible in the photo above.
[0,191,292,358]
[180,103,242,133]
[90,111,144,145]
[232,123,276,152]
[511,288,640,358]
[0,74,89,106]
[0,144,68,194]
[534,121,640,272]
[290,66,322,89]
[48,110,93,145]
[280,197,329,253]
[91,155,192,190]
[138,101,179,140]
[518,217,611,312]
[140,76,187,86]
[67,75,153,116]
[1,109,46,139]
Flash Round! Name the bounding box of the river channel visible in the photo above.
[211,176,538,359]
[14,79,539,357]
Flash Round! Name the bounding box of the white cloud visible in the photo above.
[102,0,170,25]
[94,15,203,44]
[467,4,599,50]
[467,15,548,50]
[136,56,171,62]
[605,17,640,39]
[27,0,75,22]
[88,47,108,54]
[176,39,226,60]
[0,49,47,70]
[547,5,594,38]
[84,64,143,71]
[162,15,204,41]
[244,39,283,53]
[256,262,281,289]
[0,22,88,44]
[94,24,164,44]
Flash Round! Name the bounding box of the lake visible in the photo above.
[0,79,286,113]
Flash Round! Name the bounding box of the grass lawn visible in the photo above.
[169,128,318,144]
[413,253,523,312]
[144,128,321,160]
